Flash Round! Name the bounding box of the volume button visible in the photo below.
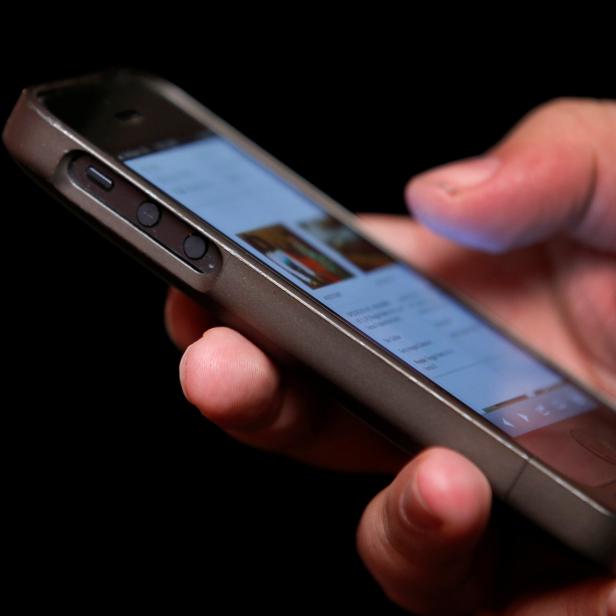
[183,234,208,260]
[137,201,161,228]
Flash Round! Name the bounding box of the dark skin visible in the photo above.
[165,98,616,615]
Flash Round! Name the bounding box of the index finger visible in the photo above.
[405,98,616,253]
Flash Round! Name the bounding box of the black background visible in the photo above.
[3,32,613,612]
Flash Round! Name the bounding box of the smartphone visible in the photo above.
[4,68,615,569]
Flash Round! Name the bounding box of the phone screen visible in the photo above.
[123,132,601,440]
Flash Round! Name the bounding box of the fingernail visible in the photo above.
[399,463,443,531]
[607,585,616,616]
[415,155,501,196]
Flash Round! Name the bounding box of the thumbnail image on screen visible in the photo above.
[299,215,395,272]
[239,223,352,289]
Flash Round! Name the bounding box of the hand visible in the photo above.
[165,98,616,614]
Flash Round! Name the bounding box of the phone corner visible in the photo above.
[2,89,28,161]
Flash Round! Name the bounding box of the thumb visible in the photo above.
[356,447,492,614]
[405,98,616,253]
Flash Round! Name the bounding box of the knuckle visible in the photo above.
[357,497,468,614]
[357,497,418,607]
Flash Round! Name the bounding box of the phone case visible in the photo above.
[3,68,615,569]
